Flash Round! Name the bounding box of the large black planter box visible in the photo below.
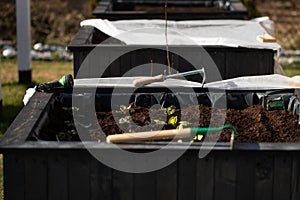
[68,26,276,81]
[0,88,299,200]
[93,0,248,20]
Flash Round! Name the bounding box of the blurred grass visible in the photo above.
[281,62,300,77]
[0,59,73,136]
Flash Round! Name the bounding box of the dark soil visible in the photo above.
[38,103,300,143]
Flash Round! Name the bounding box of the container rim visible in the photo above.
[0,140,300,152]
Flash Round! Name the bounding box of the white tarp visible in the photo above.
[205,74,300,90]
[74,77,204,88]
[23,75,300,105]
[74,74,300,90]
[80,18,280,50]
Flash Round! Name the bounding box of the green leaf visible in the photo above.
[165,105,176,115]
[176,124,183,129]
[179,121,191,126]
[154,119,166,125]
[168,116,178,126]
[192,134,203,141]
[62,106,79,112]
[117,104,132,114]
[119,116,132,124]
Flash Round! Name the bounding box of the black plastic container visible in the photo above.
[93,0,248,20]
[0,87,299,200]
[68,26,276,81]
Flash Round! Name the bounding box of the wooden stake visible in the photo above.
[150,59,153,76]
[165,0,171,74]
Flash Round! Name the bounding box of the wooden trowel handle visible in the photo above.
[288,81,300,87]
[106,128,191,143]
[133,75,164,87]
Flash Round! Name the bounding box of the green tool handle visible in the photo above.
[191,124,237,139]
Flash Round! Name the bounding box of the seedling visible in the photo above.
[119,116,132,124]
[117,104,132,115]
[165,105,176,115]
[176,121,191,130]
[168,116,178,126]
[56,129,77,141]
[62,106,80,112]
[154,119,166,125]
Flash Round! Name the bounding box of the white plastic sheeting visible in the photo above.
[74,74,300,90]
[205,74,300,90]
[81,17,280,50]
[74,77,204,88]
[23,75,300,105]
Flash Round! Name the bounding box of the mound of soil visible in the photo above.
[38,103,300,143]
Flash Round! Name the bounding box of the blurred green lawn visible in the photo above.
[0,59,73,136]
[282,62,300,77]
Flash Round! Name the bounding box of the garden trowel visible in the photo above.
[133,68,206,87]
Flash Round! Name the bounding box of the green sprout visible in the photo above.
[56,129,77,142]
[168,116,178,126]
[119,116,132,124]
[154,119,166,125]
[191,134,204,143]
[64,120,75,127]
[165,105,176,115]
[176,121,191,130]
[66,129,77,135]
[62,107,79,112]
[56,133,65,141]
[117,104,132,114]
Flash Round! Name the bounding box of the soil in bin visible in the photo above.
[39,104,300,142]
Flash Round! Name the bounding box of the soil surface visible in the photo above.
[39,103,300,143]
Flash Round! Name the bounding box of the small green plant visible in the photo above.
[168,116,178,126]
[165,105,192,130]
[165,105,176,115]
[56,129,77,141]
[64,120,75,127]
[154,119,166,125]
[191,134,204,142]
[62,107,80,113]
[176,121,191,130]
[119,116,132,124]
[116,104,132,115]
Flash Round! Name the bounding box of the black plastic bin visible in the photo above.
[93,0,248,20]
[68,25,276,81]
[0,87,299,200]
